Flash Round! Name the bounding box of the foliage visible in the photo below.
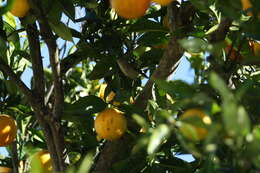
[0,0,260,172]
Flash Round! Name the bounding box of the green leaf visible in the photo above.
[88,57,114,80]
[71,95,107,113]
[46,1,63,22]
[3,13,16,28]
[209,72,231,98]
[132,113,149,130]
[63,95,107,124]
[28,127,45,142]
[209,72,250,137]
[138,32,168,47]
[12,50,31,62]
[179,38,208,53]
[189,0,211,13]
[147,124,170,154]
[4,80,18,95]
[0,37,8,60]
[58,0,75,21]
[155,80,195,100]
[77,152,94,173]
[49,21,73,41]
[0,0,14,16]
[129,19,167,33]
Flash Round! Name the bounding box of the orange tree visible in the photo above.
[0,0,260,172]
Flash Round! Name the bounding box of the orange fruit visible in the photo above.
[111,0,150,19]
[9,0,30,17]
[0,114,17,146]
[249,41,260,56]
[0,166,11,173]
[31,150,52,173]
[253,42,260,56]
[94,108,127,141]
[241,0,252,11]
[240,0,254,16]
[152,0,173,6]
[179,109,211,141]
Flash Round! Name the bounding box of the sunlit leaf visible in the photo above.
[49,21,73,41]
[147,124,170,154]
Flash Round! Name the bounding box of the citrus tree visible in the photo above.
[0,0,260,172]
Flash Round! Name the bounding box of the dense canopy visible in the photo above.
[0,0,260,172]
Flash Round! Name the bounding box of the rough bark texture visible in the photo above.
[11,142,19,173]
[26,22,45,106]
[39,20,67,170]
[23,6,67,170]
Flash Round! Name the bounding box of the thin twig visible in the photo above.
[45,84,54,105]
[0,59,35,107]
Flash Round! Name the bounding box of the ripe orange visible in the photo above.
[0,114,17,146]
[241,0,253,16]
[249,41,260,56]
[241,0,252,11]
[152,0,173,6]
[179,109,211,141]
[0,166,11,173]
[9,0,30,17]
[111,0,150,19]
[94,108,127,141]
[31,150,52,173]
[253,43,260,56]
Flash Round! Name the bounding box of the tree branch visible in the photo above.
[26,22,45,108]
[93,2,195,172]
[134,1,194,109]
[35,3,66,172]
[11,141,19,173]
[39,21,64,119]
[208,18,232,43]
[207,17,233,82]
